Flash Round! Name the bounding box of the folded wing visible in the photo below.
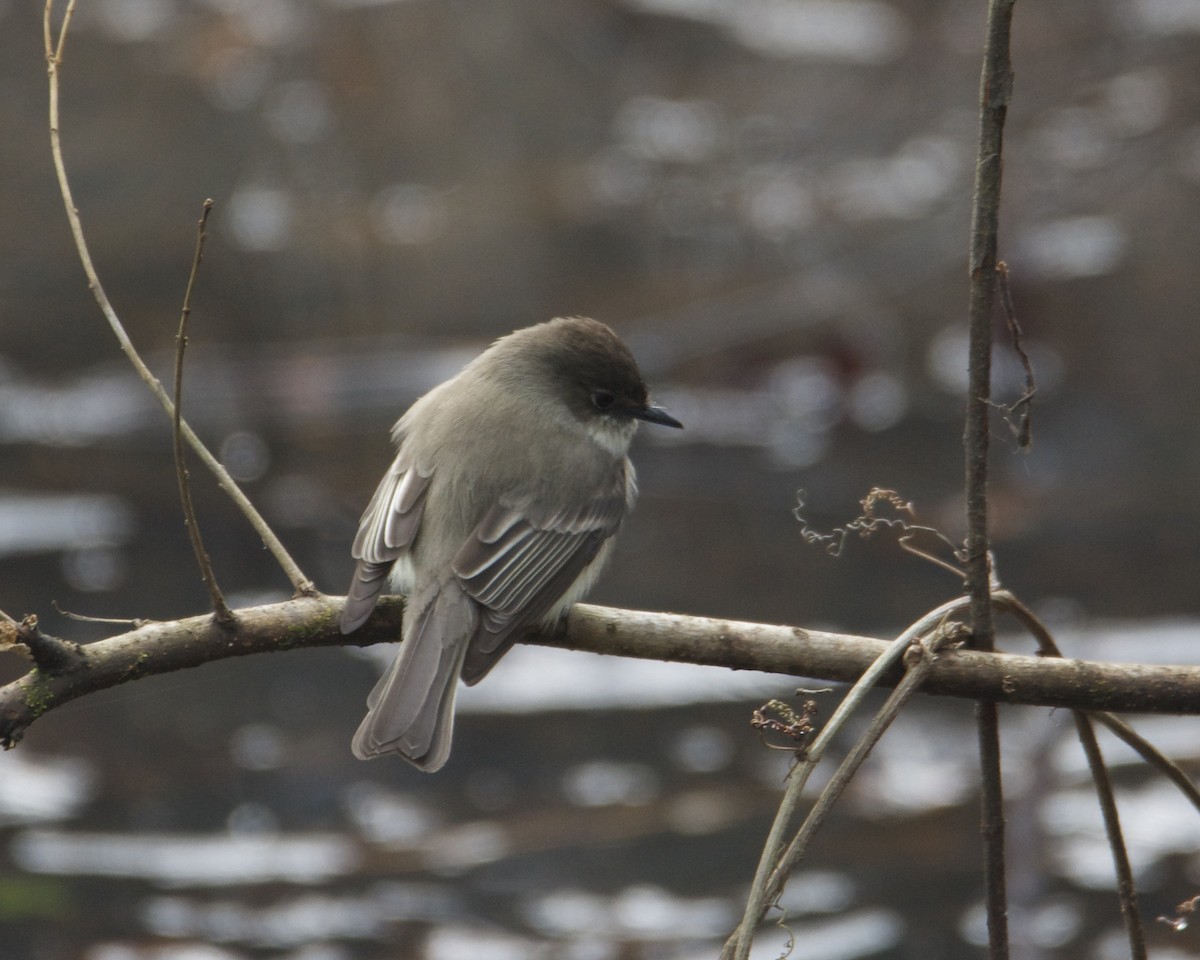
[454,476,628,684]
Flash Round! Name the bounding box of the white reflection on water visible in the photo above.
[421,820,511,874]
[775,869,857,915]
[1018,216,1128,280]
[133,883,461,948]
[670,724,736,773]
[1043,778,1200,889]
[11,830,360,886]
[0,492,134,558]
[342,780,443,846]
[561,760,661,808]
[0,752,94,825]
[624,0,909,64]
[0,342,908,460]
[748,907,903,959]
[87,944,245,960]
[424,925,548,960]
[438,642,787,714]
[523,883,735,939]
[0,364,149,445]
[958,897,1083,951]
[615,96,721,164]
[846,709,977,817]
[664,788,744,835]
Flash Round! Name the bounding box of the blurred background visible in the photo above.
[3,0,1200,957]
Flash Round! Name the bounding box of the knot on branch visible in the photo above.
[12,615,87,676]
[905,621,969,669]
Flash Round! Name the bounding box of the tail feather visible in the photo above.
[351,585,475,771]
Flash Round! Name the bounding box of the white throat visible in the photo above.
[587,417,638,459]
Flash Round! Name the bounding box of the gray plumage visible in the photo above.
[340,317,681,771]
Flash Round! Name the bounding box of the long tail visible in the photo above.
[351,584,475,771]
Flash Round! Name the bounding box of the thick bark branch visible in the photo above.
[3,596,1200,749]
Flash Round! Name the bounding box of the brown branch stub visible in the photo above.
[14,615,86,676]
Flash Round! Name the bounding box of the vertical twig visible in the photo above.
[173,200,234,627]
[966,3,1017,958]
[966,0,1015,649]
[976,699,1009,959]
[42,1,316,599]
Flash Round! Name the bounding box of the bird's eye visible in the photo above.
[591,389,616,411]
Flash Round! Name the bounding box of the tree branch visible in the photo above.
[43,0,316,599]
[5,596,1200,749]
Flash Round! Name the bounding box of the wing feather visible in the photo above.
[453,471,630,683]
[340,450,432,635]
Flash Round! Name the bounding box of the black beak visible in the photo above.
[635,404,683,429]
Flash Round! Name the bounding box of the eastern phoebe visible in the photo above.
[340,316,682,770]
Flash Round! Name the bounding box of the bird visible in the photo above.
[339,316,682,770]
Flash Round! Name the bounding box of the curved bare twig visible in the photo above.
[43,0,315,598]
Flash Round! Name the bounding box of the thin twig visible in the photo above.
[1072,713,1148,959]
[996,262,1035,449]
[173,200,234,627]
[995,589,1200,815]
[896,537,966,579]
[51,601,148,628]
[1096,713,1200,816]
[992,590,1147,955]
[42,1,316,599]
[966,4,1017,956]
